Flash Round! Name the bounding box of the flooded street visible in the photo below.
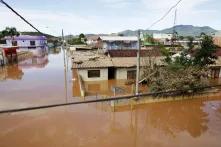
[0,48,221,147]
[0,98,221,147]
[0,48,73,110]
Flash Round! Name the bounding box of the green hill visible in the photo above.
[120,25,217,37]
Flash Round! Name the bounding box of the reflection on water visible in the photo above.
[0,99,221,147]
[0,65,23,81]
[0,47,49,81]
[0,46,73,110]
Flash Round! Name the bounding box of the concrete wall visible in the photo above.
[116,68,136,80]
[78,68,108,81]
[116,68,146,80]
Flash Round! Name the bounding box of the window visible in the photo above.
[127,70,136,80]
[88,70,100,78]
[30,41,36,46]
[12,41,17,46]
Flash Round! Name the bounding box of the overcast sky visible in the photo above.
[0,0,220,36]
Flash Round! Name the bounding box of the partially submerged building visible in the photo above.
[72,49,164,82]
[5,35,47,48]
[97,36,138,50]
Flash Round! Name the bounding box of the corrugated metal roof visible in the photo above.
[99,36,138,41]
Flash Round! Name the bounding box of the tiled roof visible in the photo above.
[108,49,162,57]
[112,57,164,68]
[72,58,113,69]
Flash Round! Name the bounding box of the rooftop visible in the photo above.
[108,49,162,57]
[72,51,164,69]
[72,58,113,69]
[4,35,47,40]
[99,36,138,41]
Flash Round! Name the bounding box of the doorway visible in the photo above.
[108,67,115,79]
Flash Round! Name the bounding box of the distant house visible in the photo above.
[97,36,138,50]
[153,33,173,40]
[153,33,173,45]
[5,35,47,48]
[86,36,99,47]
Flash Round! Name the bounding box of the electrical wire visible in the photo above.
[0,0,42,34]
[147,0,183,30]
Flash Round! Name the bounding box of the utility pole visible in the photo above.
[62,29,65,44]
[172,8,177,46]
[135,30,141,95]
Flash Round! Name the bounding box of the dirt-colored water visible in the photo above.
[0,98,221,147]
[0,49,221,147]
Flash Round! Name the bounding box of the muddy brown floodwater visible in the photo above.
[0,49,221,147]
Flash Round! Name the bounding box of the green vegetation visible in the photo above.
[67,33,87,45]
[144,35,217,95]
[0,27,20,39]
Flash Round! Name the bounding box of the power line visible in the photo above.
[0,84,220,114]
[0,0,42,34]
[147,0,183,30]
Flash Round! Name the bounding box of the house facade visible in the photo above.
[5,35,47,48]
[97,36,138,50]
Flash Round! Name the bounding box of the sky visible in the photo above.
[0,0,220,36]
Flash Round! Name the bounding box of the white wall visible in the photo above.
[6,40,47,47]
[78,68,108,81]
[153,33,172,40]
[116,68,127,80]
[116,68,137,80]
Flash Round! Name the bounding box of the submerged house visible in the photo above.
[97,36,138,50]
[5,35,47,48]
[72,49,164,82]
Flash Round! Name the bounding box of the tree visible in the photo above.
[79,33,85,39]
[67,33,87,45]
[143,35,217,95]
[193,35,217,66]
[0,27,20,39]
[178,36,184,40]
[0,27,20,46]
[187,36,194,50]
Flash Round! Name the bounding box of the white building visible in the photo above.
[153,33,173,40]
[97,36,138,50]
[5,35,47,48]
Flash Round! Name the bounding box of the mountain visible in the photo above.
[119,25,217,37]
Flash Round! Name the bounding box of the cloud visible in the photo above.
[99,0,136,8]
[0,0,220,36]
